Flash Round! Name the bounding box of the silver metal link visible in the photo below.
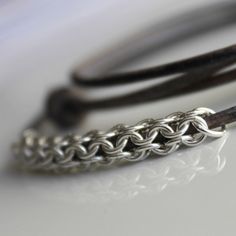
[12,107,226,172]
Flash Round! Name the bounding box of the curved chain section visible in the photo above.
[12,107,225,172]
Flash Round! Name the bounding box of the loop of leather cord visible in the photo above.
[72,45,236,87]
[46,1,236,129]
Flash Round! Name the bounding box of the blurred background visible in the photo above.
[1,1,236,235]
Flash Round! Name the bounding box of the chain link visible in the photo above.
[12,107,225,172]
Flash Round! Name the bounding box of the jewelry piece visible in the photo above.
[11,2,236,172]
[13,107,228,172]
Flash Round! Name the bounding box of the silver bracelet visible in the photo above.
[11,2,236,173]
[12,107,225,172]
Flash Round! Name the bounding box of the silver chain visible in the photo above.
[12,107,225,172]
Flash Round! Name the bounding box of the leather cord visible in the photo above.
[45,1,236,129]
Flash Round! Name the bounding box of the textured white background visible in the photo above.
[1,1,236,235]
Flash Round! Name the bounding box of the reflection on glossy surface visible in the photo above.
[5,134,228,204]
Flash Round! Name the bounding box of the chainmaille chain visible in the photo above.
[12,107,225,172]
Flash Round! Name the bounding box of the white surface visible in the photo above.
[1,1,236,235]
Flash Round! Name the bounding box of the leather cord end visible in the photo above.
[46,88,86,128]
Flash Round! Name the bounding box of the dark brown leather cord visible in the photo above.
[205,106,236,129]
[46,44,236,128]
[72,45,236,87]
[71,45,236,109]
[45,1,236,129]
